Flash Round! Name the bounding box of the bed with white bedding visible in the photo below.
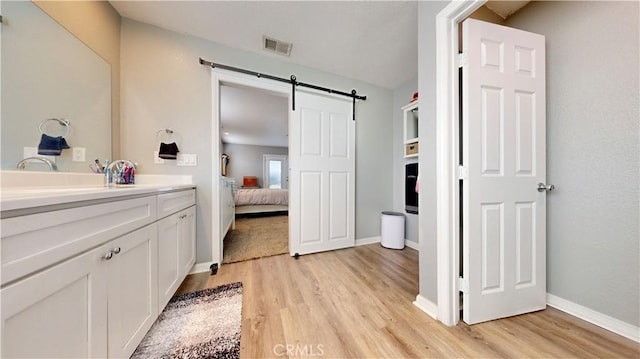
[235,188,289,215]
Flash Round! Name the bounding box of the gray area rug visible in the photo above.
[131,282,242,359]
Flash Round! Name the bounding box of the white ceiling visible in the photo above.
[109,1,418,90]
[220,85,288,148]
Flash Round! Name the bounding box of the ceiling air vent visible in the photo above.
[263,36,292,57]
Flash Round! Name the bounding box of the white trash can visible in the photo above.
[380,211,405,249]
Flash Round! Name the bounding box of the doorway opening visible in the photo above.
[219,83,290,264]
[437,0,545,326]
[210,70,292,267]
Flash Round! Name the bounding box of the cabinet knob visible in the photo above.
[103,251,114,260]
[180,214,187,219]
[112,247,121,254]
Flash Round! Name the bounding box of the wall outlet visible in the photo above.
[153,151,165,164]
[72,147,86,162]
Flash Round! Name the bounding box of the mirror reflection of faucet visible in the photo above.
[16,157,58,171]
[105,160,136,187]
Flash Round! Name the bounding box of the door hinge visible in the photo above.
[458,165,468,180]
[458,277,469,293]
[458,53,468,68]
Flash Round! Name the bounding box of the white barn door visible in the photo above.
[462,19,548,324]
[289,91,355,256]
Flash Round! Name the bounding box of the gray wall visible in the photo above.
[120,18,394,263]
[505,1,639,327]
[222,143,288,188]
[393,78,419,244]
[417,1,449,303]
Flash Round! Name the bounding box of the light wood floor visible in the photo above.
[176,244,639,358]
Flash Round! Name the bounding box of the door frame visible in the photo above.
[210,69,291,265]
[434,0,486,326]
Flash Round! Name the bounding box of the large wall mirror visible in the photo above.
[1,1,111,172]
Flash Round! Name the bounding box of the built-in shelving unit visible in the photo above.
[402,100,419,158]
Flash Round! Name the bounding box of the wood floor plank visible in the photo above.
[175,244,639,358]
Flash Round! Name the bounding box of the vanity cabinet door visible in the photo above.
[157,205,196,312]
[107,224,158,359]
[157,212,181,311]
[179,206,196,279]
[1,243,110,358]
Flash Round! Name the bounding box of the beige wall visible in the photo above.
[34,1,121,158]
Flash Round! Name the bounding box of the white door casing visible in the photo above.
[289,91,355,256]
[211,69,290,265]
[462,19,546,324]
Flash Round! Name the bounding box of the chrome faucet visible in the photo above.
[16,157,58,171]
[105,160,136,187]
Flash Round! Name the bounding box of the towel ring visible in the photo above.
[156,128,175,142]
[39,118,70,137]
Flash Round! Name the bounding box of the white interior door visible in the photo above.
[289,91,355,256]
[462,19,547,324]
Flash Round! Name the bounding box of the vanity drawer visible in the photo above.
[156,189,195,219]
[1,196,157,286]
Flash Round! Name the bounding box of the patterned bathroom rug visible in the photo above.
[131,282,243,359]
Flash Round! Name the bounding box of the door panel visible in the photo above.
[300,171,322,245]
[329,171,349,241]
[1,244,108,358]
[180,206,196,278]
[462,18,546,324]
[157,213,180,310]
[108,224,158,358]
[290,91,355,255]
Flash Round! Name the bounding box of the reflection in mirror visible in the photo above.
[1,1,111,172]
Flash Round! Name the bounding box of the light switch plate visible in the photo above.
[72,147,86,162]
[153,151,165,164]
[177,153,197,166]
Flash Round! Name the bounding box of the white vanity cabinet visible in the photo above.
[2,224,160,359]
[1,242,110,358]
[0,187,196,358]
[157,202,196,311]
[107,224,159,359]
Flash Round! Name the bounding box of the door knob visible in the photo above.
[537,183,555,192]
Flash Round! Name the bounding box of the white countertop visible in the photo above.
[0,184,195,212]
[0,171,195,213]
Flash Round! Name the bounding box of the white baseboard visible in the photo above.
[405,239,419,250]
[547,293,640,343]
[414,295,438,320]
[355,236,381,246]
[189,261,215,275]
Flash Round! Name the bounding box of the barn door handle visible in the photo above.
[537,183,555,192]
